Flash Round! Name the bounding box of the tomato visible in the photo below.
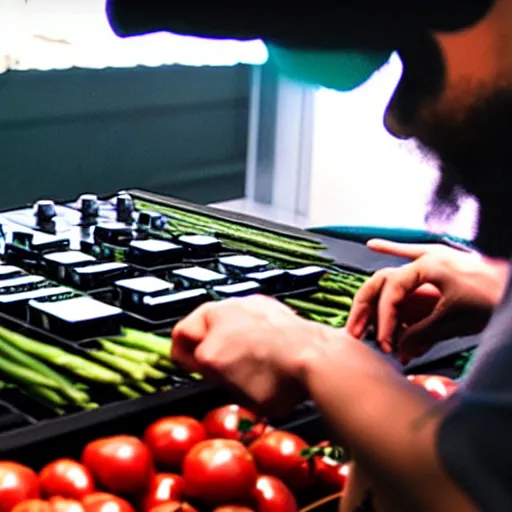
[0,462,40,512]
[407,375,458,400]
[182,439,257,505]
[148,503,198,512]
[252,475,298,512]
[249,430,311,492]
[82,436,153,495]
[144,417,206,470]
[48,498,84,512]
[11,501,51,512]
[81,493,134,512]
[39,459,94,500]
[140,474,185,512]
[203,405,259,441]
[212,507,254,512]
[313,458,349,494]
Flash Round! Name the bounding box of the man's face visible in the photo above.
[385,0,512,257]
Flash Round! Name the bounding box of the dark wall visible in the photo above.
[0,65,250,209]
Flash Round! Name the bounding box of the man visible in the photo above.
[107,1,512,510]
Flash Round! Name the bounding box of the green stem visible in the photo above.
[116,385,142,400]
[108,328,172,359]
[0,358,61,389]
[284,298,347,317]
[88,351,146,381]
[310,293,353,309]
[99,340,160,366]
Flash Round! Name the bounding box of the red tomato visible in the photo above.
[182,439,257,505]
[82,436,153,495]
[407,375,458,400]
[144,417,206,470]
[81,493,134,512]
[0,462,40,512]
[213,507,254,512]
[40,459,94,500]
[48,498,84,512]
[313,458,349,494]
[11,501,51,512]
[252,475,298,512]
[203,405,258,441]
[140,474,185,512]
[148,503,198,512]
[249,431,311,492]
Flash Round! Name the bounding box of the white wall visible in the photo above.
[308,53,479,240]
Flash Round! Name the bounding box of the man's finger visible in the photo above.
[171,302,213,365]
[367,239,444,260]
[346,270,390,340]
[376,263,424,347]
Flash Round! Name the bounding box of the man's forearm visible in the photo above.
[299,331,476,511]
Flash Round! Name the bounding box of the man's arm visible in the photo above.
[299,333,476,512]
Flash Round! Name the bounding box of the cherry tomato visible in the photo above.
[203,405,258,441]
[313,458,349,494]
[40,459,95,500]
[82,436,153,495]
[11,501,51,512]
[0,462,40,512]
[252,475,298,512]
[81,493,134,512]
[213,507,254,512]
[407,375,458,400]
[148,503,198,512]
[48,498,84,512]
[144,417,206,470]
[182,439,258,505]
[249,430,311,492]
[140,474,185,512]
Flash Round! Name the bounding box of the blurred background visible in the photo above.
[0,0,478,239]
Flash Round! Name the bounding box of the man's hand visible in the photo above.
[171,295,331,417]
[346,239,509,363]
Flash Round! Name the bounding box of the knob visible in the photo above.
[34,200,56,221]
[116,194,134,223]
[79,194,99,218]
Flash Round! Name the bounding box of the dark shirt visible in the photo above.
[438,268,512,511]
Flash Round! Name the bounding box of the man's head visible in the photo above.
[385,0,512,256]
[107,0,512,257]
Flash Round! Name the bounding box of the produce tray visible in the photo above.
[0,189,465,462]
[0,189,386,459]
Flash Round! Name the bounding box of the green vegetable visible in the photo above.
[0,335,89,405]
[319,279,359,296]
[306,313,348,328]
[99,339,160,365]
[25,385,68,407]
[156,358,175,371]
[284,298,347,317]
[0,327,124,385]
[142,364,167,380]
[134,381,157,394]
[0,358,61,389]
[88,351,146,381]
[116,385,142,400]
[109,328,172,359]
[310,292,353,309]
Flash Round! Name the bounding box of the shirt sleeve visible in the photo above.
[437,393,512,512]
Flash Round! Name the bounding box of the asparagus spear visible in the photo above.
[99,340,160,366]
[116,385,142,400]
[284,298,347,317]
[88,351,146,381]
[0,358,61,389]
[319,279,359,296]
[0,327,124,385]
[307,313,348,328]
[133,381,157,394]
[310,292,353,309]
[108,328,172,359]
[0,336,90,405]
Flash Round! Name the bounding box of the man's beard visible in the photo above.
[413,88,512,259]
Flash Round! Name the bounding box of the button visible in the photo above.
[94,223,133,246]
[116,194,134,223]
[137,211,165,230]
[34,200,56,221]
[79,194,99,218]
